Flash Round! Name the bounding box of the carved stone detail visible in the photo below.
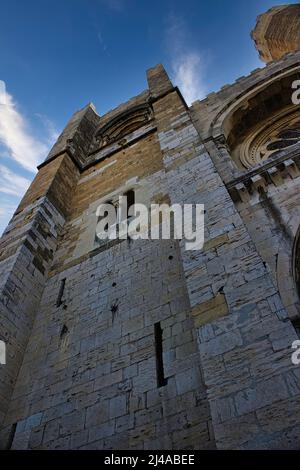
[89,104,153,154]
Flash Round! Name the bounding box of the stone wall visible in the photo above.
[190,54,300,448]
[0,71,215,450]
[1,60,300,450]
[0,153,79,445]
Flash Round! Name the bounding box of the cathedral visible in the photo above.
[1,4,300,450]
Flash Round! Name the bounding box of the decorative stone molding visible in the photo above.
[89,104,153,154]
[238,108,300,169]
[227,149,300,203]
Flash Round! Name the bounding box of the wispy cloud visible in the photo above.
[173,53,206,105]
[0,83,58,235]
[99,0,124,12]
[0,164,31,197]
[0,87,48,173]
[165,14,207,105]
[0,199,17,235]
[97,31,111,56]
[0,202,16,218]
[97,31,107,51]
[35,113,60,144]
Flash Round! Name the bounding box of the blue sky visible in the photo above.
[0,0,298,234]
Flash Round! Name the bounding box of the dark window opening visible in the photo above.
[154,322,168,388]
[292,319,300,339]
[102,199,113,232]
[294,231,300,300]
[6,422,17,450]
[125,189,135,219]
[56,278,66,307]
[95,200,113,246]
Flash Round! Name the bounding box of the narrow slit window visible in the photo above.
[56,278,66,307]
[292,318,300,338]
[125,189,135,219]
[95,199,114,246]
[154,322,168,388]
[6,422,17,450]
[102,199,112,233]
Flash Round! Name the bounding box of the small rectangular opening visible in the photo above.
[154,322,168,388]
[292,318,300,338]
[6,422,17,450]
[125,189,135,219]
[56,278,66,307]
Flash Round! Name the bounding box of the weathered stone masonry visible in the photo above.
[0,153,79,436]
[1,15,300,448]
[0,66,215,450]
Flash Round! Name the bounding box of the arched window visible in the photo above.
[89,104,153,153]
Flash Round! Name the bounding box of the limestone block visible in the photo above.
[192,293,229,327]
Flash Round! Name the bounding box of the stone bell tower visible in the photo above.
[1,5,300,451]
[251,4,300,63]
[0,65,218,450]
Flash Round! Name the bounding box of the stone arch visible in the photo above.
[89,103,153,154]
[210,65,300,170]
